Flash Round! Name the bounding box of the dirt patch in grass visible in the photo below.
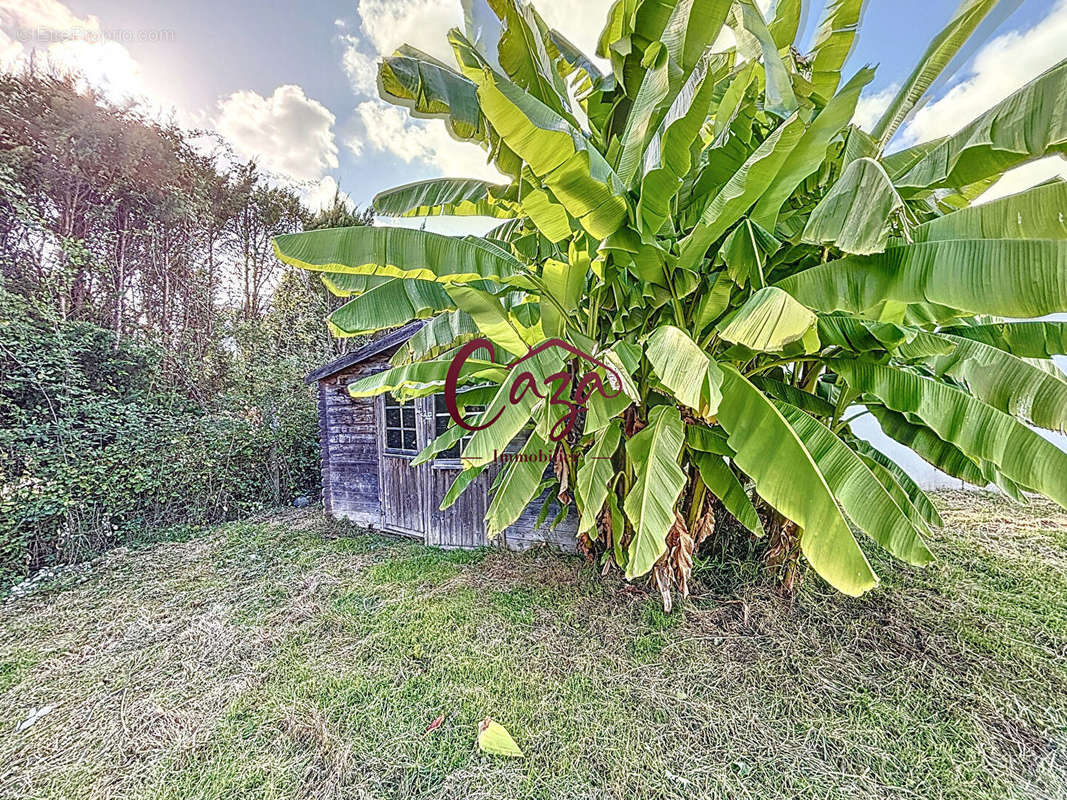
[0,495,1065,799]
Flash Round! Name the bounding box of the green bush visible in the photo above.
[0,286,320,585]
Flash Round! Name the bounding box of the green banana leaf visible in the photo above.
[808,0,868,98]
[801,157,903,254]
[373,178,516,218]
[273,226,528,286]
[835,359,1067,507]
[576,421,622,534]
[486,431,552,536]
[623,405,687,579]
[776,238,1067,319]
[848,437,944,527]
[937,321,1067,358]
[717,286,818,351]
[911,180,1067,241]
[870,0,1007,146]
[390,311,480,366]
[644,325,724,418]
[692,452,763,535]
[751,67,875,231]
[328,279,454,336]
[466,59,628,239]
[895,58,1067,191]
[716,365,878,595]
[679,112,805,269]
[776,402,934,564]
[898,333,1067,432]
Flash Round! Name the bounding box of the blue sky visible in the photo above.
[3,0,1064,214]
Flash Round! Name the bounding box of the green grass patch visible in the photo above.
[0,495,1065,799]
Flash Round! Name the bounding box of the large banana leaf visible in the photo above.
[870,0,1008,146]
[716,365,878,595]
[380,47,485,141]
[768,0,804,49]
[464,56,628,239]
[895,58,1067,191]
[751,67,875,230]
[576,421,622,534]
[644,325,724,418]
[486,430,551,536]
[691,452,763,535]
[491,0,572,118]
[868,404,989,486]
[911,180,1067,241]
[717,287,817,352]
[373,178,517,218]
[808,0,868,98]
[623,405,687,579]
[446,284,536,356]
[390,311,480,366]
[801,157,903,254]
[834,359,1067,507]
[776,402,934,564]
[328,279,454,336]
[776,238,1067,319]
[346,357,504,401]
[637,51,725,236]
[319,272,392,297]
[461,344,564,468]
[938,321,1067,358]
[735,0,798,118]
[273,226,528,286]
[898,333,1067,432]
[679,113,805,269]
[848,436,944,527]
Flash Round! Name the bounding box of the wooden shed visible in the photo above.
[306,322,576,551]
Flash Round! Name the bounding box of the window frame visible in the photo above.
[381,392,420,457]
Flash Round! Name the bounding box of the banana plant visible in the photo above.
[275,0,1067,605]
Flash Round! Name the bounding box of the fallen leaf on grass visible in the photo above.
[425,714,445,735]
[477,717,523,757]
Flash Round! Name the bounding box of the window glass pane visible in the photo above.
[443,442,460,459]
[386,428,402,450]
[402,404,416,428]
[402,429,417,451]
[385,407,400,428]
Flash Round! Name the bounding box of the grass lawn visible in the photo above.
[1,491,1065,799]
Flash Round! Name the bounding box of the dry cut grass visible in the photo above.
[0,491,1065,799]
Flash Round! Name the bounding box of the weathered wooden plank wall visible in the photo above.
[317,353,390,527]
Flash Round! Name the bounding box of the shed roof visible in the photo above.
[304,321,424,384]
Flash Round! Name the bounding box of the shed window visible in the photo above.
[383,393,418,455]
[434,393,485,461]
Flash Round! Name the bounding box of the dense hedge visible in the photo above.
[0,287,320,585]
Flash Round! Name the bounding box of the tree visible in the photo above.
[274,0,1067,605]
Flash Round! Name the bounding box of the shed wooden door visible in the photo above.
[377,394,490,547]
[377,393,427,536]
[422,394,489,548]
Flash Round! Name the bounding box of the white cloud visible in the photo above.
[851,83,898,133]
[356,99,506,181]
[903,0,1067,145]
[0,0,156,105]
[341,35,379,97]
[216,85,339,183]
[301,175,354,212]
[356,0,459,63]
[974,156,1067,205]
